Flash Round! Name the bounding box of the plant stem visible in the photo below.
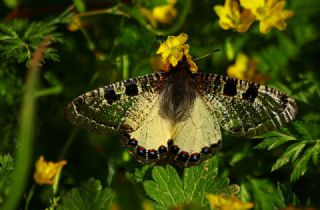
[58,128,78,160]
[24,184,36,210]
[2,39,46,210]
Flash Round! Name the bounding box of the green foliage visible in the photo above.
[240,179,285,210]
[0,9,70,65]
[0,154,14,205]
[144,157,239,209]
[57,178,114,210]
[0,0,319,209]
[255,121,320,181]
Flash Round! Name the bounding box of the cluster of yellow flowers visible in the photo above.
[156,33,198,73]
[214,0,293,34]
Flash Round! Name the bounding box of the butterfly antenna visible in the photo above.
[192,49,220,61]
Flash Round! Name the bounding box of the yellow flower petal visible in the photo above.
[227,53,267,83]
[238,9,256,32]
[156,33,198,73]
[34,156,67,185]
[186,54,198,73]
[152,4,177,24]
[214,0,255,33]
[240,0,293,34]
[240,0,265,13]
[67,14,82,32]
[140,0,177,27]
[206,194,254,210]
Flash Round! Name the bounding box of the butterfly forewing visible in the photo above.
[65,66,297,167]
[195,73,297,137]
[65,73,167,135]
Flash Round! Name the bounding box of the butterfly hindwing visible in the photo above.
[195,72,297,137]
[65,73,166,135]
[66,70,297,167]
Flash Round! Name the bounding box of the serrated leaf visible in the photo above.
[254,132,296,150]
[134,165,151,182]
[293,121,313,140]
[0,12,67,65]
[57,178,113,210]
[257,121,320,181]
[277,183,300,206]
[272,142,306,171]
[183,159,218,204]
[143,165,185,209]
[0,154,15,195]
[312,142,320,165]
[249,178,286,210]
[291,145,319,181]
[143,157,239,210]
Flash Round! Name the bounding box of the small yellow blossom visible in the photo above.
[214,0,255,33]
[140,0,177,28]
[227,53,267,83]
[67,14,82,32]
[34,156,67,185]
[156,33,198,73]
[240,0,293,33]
[206,194,254,210]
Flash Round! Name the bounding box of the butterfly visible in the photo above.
[65,53,297,167]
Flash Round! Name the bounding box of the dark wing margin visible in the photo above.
[65,72,166,135]
[195,72,297,137]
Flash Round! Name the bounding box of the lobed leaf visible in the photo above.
[143,157,239,209]
[57,178,113,210]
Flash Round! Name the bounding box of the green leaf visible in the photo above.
[134,165,151,183]
[143,165,186,209]
[143,157,239,210]
[277,183,300,206]
[0,9,69,66]
[3,0,18,9]
[258,121,320,181]
[254,131,297,150]
[0,154,15,204]
[249,178,286,210]
[144,0,168,8]
[291,145,320,182]
[73,0,86,13]
[57,178,114,210]
[271,142,306,171]
[293,121,313,140]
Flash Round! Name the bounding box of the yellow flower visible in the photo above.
[67,14,82,32]
[214,0,255,33]
[206,194,254,210]
[156,33,198,73]
[227,53,267,83]
[140,0,177,28]
[240,0,294,33]
[34,156,67,185]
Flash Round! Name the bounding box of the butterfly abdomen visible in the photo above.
[159,63,197,122]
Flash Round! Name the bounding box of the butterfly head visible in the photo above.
[156,33,198,74]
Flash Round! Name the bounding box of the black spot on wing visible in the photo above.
[104,87,120,104]
[242,83,259,102]
[279,94,288,110]
[177,151,189,162]
[223,78,237,96]
[125,80,139,96]
[148,149,158,159]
